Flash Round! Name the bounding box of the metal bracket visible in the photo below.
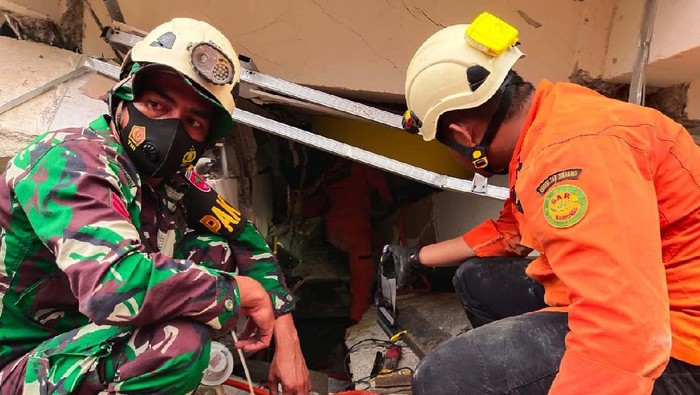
[101,26,143,53]
[470,173,489,194]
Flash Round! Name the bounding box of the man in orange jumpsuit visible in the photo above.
[384,12,700,394]
[306,158,393,322]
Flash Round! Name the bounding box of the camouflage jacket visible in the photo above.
[0,115,295,368]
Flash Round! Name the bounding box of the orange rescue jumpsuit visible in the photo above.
[463,80,700,394]
[319,160,393,322]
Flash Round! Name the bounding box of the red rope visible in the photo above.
[222,378,269,395]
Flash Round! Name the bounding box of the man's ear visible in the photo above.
[447,122,478,147]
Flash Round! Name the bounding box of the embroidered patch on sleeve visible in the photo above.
[543,184,587,228]
[185,168,212,192]
[536,168,582,195]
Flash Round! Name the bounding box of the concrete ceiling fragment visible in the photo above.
[4,0,700,119]
[2,0,700,100]
[77,0,600,101]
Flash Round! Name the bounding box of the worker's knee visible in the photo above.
[114,318,213,391]
[412,354,450,395]
[413,313,567,394]
[452,258,479,296]
[132,318,212,360]
[452,256,531,299]
[129,318,212,378]
[412,333,482,395]
[452,257,493,302]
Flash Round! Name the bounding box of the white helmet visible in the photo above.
[403,13,524,141]
[120,18,241,140]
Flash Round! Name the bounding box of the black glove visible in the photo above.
[380,244,425,290]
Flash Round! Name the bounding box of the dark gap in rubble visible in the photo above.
[570,68,700,133]
[227,100,438,381]
[58,0,84,53]
[0,13,61,47]
[0,0,83,52]
[569,68,629,101]
[0,21,18,38]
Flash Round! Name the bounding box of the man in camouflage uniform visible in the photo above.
[0,18,309,394]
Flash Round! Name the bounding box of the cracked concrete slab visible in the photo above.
[0,37,109,158]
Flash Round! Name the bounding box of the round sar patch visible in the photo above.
[543,184,588,228]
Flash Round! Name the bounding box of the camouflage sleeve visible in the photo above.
[230,221,297,317]
[11,141,241,331]
[181,169,296,316]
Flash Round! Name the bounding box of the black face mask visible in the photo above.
[119,102,207,178]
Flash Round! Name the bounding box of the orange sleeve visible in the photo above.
[518,135,671,394]
[462,198,529,257]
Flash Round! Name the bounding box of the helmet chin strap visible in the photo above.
[438,76,516,176]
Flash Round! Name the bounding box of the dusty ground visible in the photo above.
[345,292,471,394]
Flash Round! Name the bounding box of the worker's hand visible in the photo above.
[233,276,275,353]
[381,245,425,290]
[267,314,310,395]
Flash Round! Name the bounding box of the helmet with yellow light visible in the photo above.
[403,12,525,174]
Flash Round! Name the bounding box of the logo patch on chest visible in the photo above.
[536,168,582,195]
[543,184,587,228]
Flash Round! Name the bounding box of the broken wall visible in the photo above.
[5,1,700,115]
[602,0,700,86]
[3,0,617,99]
[0,37,110,163]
